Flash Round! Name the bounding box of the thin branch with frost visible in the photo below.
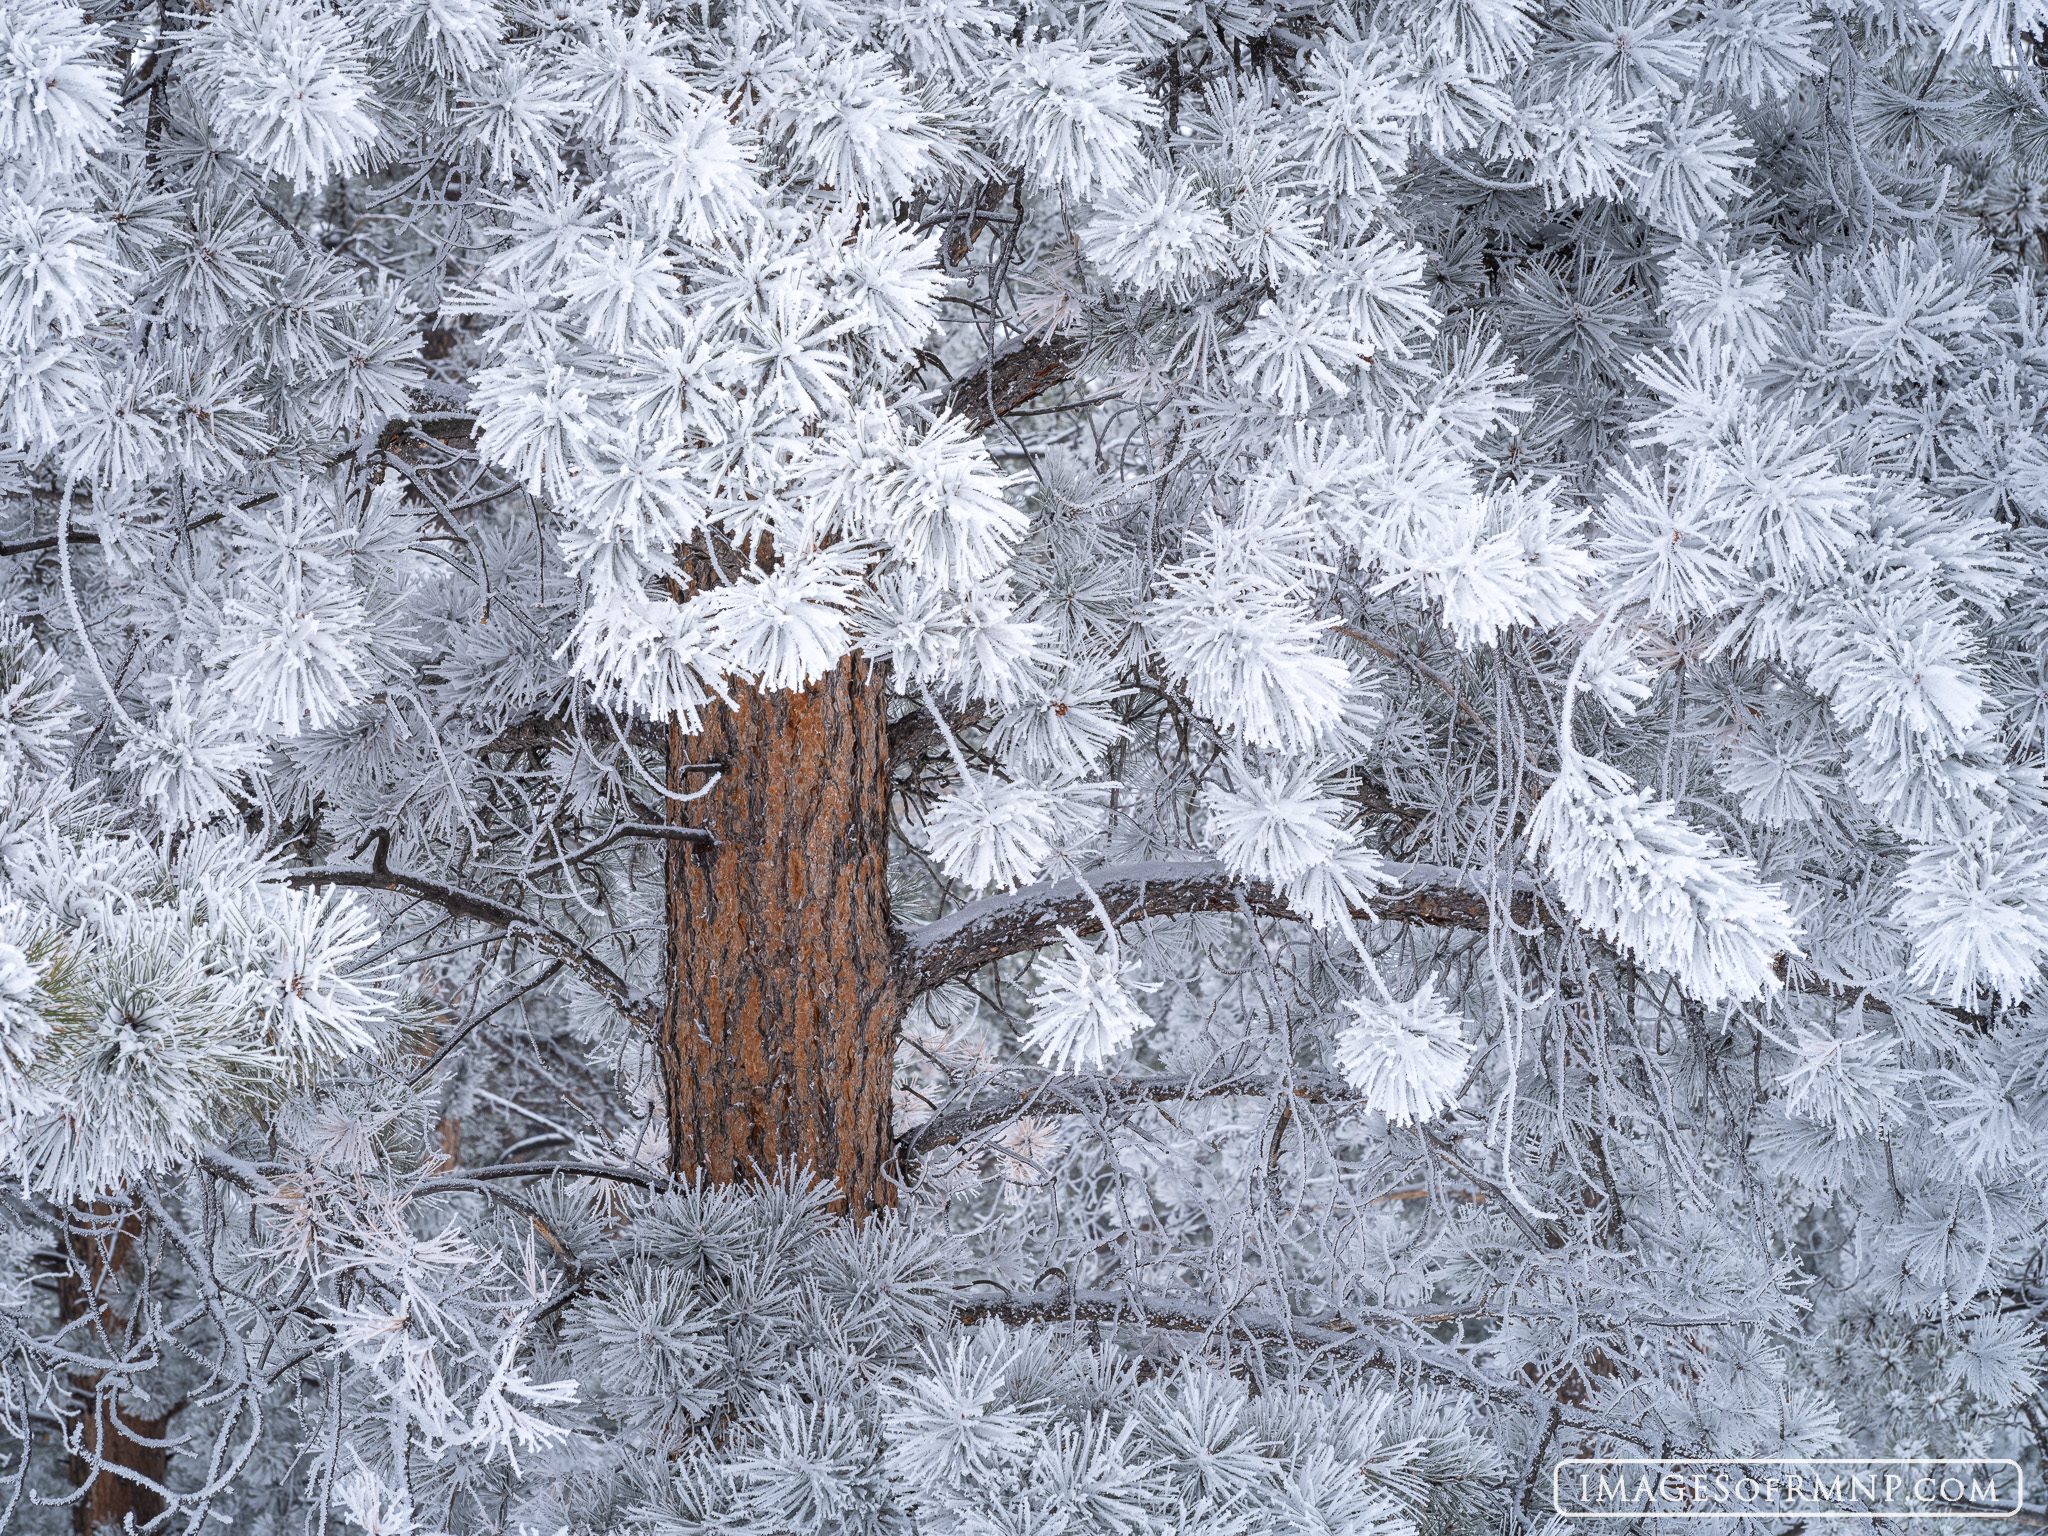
[283,849,655,1027]
[949,1284,1642,1436]
[900,1067,1366,1160]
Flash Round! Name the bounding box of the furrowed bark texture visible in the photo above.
[943,335,1083,428]
[660,655,901,1215]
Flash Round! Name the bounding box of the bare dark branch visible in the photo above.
[284,864,655,1027]
[940,335,1085,429]
[519,822,715,879]
[409,960,569,1085]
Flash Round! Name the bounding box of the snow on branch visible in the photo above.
[895,860,1955,1029]
[949,1285,1599,1425]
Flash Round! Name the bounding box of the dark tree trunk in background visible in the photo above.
[659,654,902,1215]
[60,1205,168,1536]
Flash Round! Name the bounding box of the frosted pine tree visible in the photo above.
[6,0,2048,1530]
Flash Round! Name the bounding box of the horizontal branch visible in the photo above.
[519,821,714,878]
[901,1067,1362,1160]
[2,511,224,560]
[950,1286,1574,1418]
[415,1160,669,1192]
[0,528,98,558]
[196,1147,669,1201]
[895,858,1533,997]
[941,334,1085,430]
[893,857,1955,1034]
[283,863,656,1028]
[378,415,478,460]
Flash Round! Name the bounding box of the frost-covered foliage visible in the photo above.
[8,0,2048,1530]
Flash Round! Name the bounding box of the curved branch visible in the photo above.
[895,858,1535,997]
[901,1067,1363,1161]
[282,865,657,1028]
[894,858,1926,1027]
[413,1160,668,1193]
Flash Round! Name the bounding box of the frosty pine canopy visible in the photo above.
[1,0,2047,1531]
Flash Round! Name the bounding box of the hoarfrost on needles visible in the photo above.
[6,0,2048,1529]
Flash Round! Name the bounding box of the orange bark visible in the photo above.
[658,655,901,1215]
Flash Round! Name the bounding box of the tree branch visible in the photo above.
[888,698,988,770]
[519,822,714,879]
[893,858,1948,1029]
[901,1067,1363,1161]
[940,335,1085,429]
[895,858,1532,997]
[409,960,568,1085]
[1,529,99,558]
[2,511,224,559]
[283,864,657,1028]
[949,1286,1590,1420]
[415,1160,669,1192]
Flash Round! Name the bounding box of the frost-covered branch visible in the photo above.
[413,1160,669,1192]
[1,0,2040,1520]
[949,1285,1611,1427]
[900,1067,1363,1160]
[895,858,1529,996]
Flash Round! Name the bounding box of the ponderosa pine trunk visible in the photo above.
[658,653,901,1215]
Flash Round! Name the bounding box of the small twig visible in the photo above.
[408,960,567,1086]
[518,822,714,879]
